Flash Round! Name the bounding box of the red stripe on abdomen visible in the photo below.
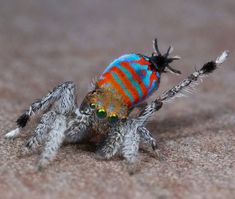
[109,67,140,103]
[120,61,149,98]
[148,71,159,89]
[134,56,151,66]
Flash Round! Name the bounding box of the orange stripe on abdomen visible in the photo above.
[109,67,140,103]
[97,72,132,106]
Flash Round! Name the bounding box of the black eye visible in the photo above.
[90,103,96,109]
[108,114,119,124]
[96,108,107,119]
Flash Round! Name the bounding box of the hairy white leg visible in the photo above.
[96,121,130,159]
[19,81,76,127]
[137,126,163,160]
[95,101,163,160]
[137,126,158,150]
[120,104,161,163]
[159,51,229,103]
[38,114,67,169]
[121,126,140,163]
[64,109,93,143]
[24,111,57,152]
[5,81,76,139]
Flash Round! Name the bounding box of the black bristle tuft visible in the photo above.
[16,113,30,128]
[201,61,217,74]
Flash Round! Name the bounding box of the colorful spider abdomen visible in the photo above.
[97,54,161,108]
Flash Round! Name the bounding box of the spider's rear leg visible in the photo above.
[5,81,76,139]
[38,114,67,169]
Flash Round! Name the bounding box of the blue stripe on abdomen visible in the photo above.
[117,64,143,99]
[103,54,141,74]
[111,71,135,103]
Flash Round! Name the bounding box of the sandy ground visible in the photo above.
[0,0,235,199]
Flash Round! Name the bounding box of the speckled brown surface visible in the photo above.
[0,0,235,199]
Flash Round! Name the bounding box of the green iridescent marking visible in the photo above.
[108,114,119,124]
[96,108,107,118]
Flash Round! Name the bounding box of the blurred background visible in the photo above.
[0,0,234,199]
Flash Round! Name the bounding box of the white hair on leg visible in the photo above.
[24,111,57,153]
[38,115,66,169]
[121,126,140,163]
[216,51,229,65]
[5,128,21,139]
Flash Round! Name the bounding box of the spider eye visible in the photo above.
[108,114,119,124]
[90,103,96,109]
[96,108,107,119]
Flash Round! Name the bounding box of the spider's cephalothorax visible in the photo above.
[5,39,229,169]
[80,39,181,123]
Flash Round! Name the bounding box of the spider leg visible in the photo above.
[121,125,140,163]
[137,126,164,160]
[5,81,76,139]
[95,100,163,161]
[159,51,229,103]
[38,114,67,169]
[137,126,158,150]
[23,111,57,153]
[114,101,162,162]
[136,100,163,125]
[96,121,129,160]
[64,109,93,143]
